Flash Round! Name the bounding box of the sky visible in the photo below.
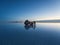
[0,0,60,21]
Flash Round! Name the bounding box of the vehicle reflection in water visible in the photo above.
[24,22,36,30]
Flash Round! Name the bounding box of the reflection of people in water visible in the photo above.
[33,21,36,29]
[24,25,33,30]
[24,20,36,30]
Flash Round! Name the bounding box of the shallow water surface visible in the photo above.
[0,23,60,45]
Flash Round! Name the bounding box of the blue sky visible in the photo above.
[0,0,60,21]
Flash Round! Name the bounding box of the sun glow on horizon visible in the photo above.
[36,17,60,21]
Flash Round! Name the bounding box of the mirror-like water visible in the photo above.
[0,23,60,45]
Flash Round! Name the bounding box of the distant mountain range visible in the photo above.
[0,21,24,23]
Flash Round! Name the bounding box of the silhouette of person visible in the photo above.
[24,20,36,30]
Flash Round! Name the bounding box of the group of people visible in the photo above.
[24,20,36,26]
[24,20,36,30]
